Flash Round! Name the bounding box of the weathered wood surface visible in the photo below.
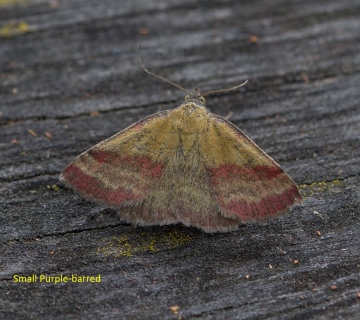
[1,0,359,319]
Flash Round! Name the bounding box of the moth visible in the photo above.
[60,60,301,232]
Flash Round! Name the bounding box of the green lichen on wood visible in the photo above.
[97,230,193,257]
[299,179,342,197]
[47,184,60,191]
[0,21,29,37]
[0,0,28,6]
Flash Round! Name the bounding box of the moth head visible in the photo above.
[184,87,206,105]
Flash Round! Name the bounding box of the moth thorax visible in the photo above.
[171,105,208,134]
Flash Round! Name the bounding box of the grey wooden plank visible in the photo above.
[1,0,359,319]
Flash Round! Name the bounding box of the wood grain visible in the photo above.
[1,0,359,319]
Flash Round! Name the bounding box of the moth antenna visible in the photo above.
[138,44,189,94]
[202,80,248,97]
